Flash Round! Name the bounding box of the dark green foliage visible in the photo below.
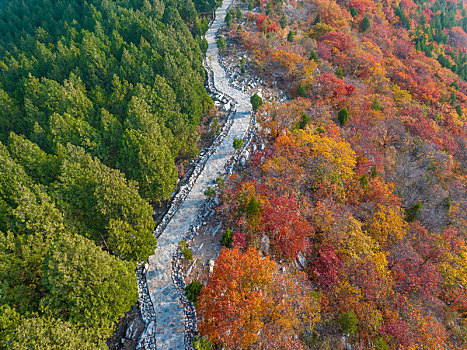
[248,0,254,10]
[193,0,222,14]
[250,93,263,112]
[298,113,311,129]
[266,2,273,15]
[336,66,343,79]
[455,104,463,116]
[222,227,234,247]
[246,196,260,216]
[338,108,349,125]
[185,280,203,306]
[41,233,138,343]
[450,91,457,104]
[444,196,452,211]
[316,126,325,134]
[217,36,227,50]
[0,0,214,345]
[55,144,156,262]
[313,14,321,25]
[350,7,358,17]
[395,6,410,29]
[371,98,382,111]
[360,16,371,32]
[0,0,210,203]
[225,11,232,26]
[338,311,358,335]
[287,30,295,42]
[310,49,318,62]
[0,306,98,349]
[405,202,422,222]
[212,117,220,134]
[233,138,244,150]
[236,7,242,20]
[241,57,246,74]
[200,37,209,55]
[297,83,307,97]
[450,81,459,90]
[7,132,60,185]
[280,14,288,28]
[359,174,368,188]
[195,17,210,36]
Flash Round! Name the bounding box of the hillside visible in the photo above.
[190,0,467,349]
[0,0,218,347]
[0,0,465,348]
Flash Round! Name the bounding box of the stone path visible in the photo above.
[137,0,253,348]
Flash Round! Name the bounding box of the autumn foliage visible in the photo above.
[198,0,467,348]
[197,248,320,349]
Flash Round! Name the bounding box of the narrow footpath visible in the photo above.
[137,0,253,348]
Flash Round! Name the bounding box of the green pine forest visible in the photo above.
[0,0,218,347]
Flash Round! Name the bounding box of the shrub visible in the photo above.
[215,176,225,187]
[192,335,212,350]
[450,91,457,103]
[179,240,193,260]
[338,108,349,125]
[455,104,462,117]
[298,113,311,129]
[222,228,234,247]
[310,49,318,62]
[236,7,242,20]
[225,12,232,27]
[185,280,203,306]
[250,93,263,112]
[444,196,451,211]
[217,36,226,51]
[204,186,216,198]
[338,311,358,335]
[405,202,422,222]
[371,98,382,111]
[450,80,459,90]
[280,14,287,28]
[361,16,370,32]
[287,30,295,42]
[359,174,368,188]
[233,138,244,150]
[212,117,219,134]
[350,7,358,17]
[246,196,259,216]
[336,66,343,79]
[297,83,307,97]
[184,248,193,260]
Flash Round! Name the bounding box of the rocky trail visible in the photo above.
[135,0,255,348]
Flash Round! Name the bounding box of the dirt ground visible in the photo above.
[181,208,226,286]
[108,304,145,350]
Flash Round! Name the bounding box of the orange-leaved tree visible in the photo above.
[197,247,320,349]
